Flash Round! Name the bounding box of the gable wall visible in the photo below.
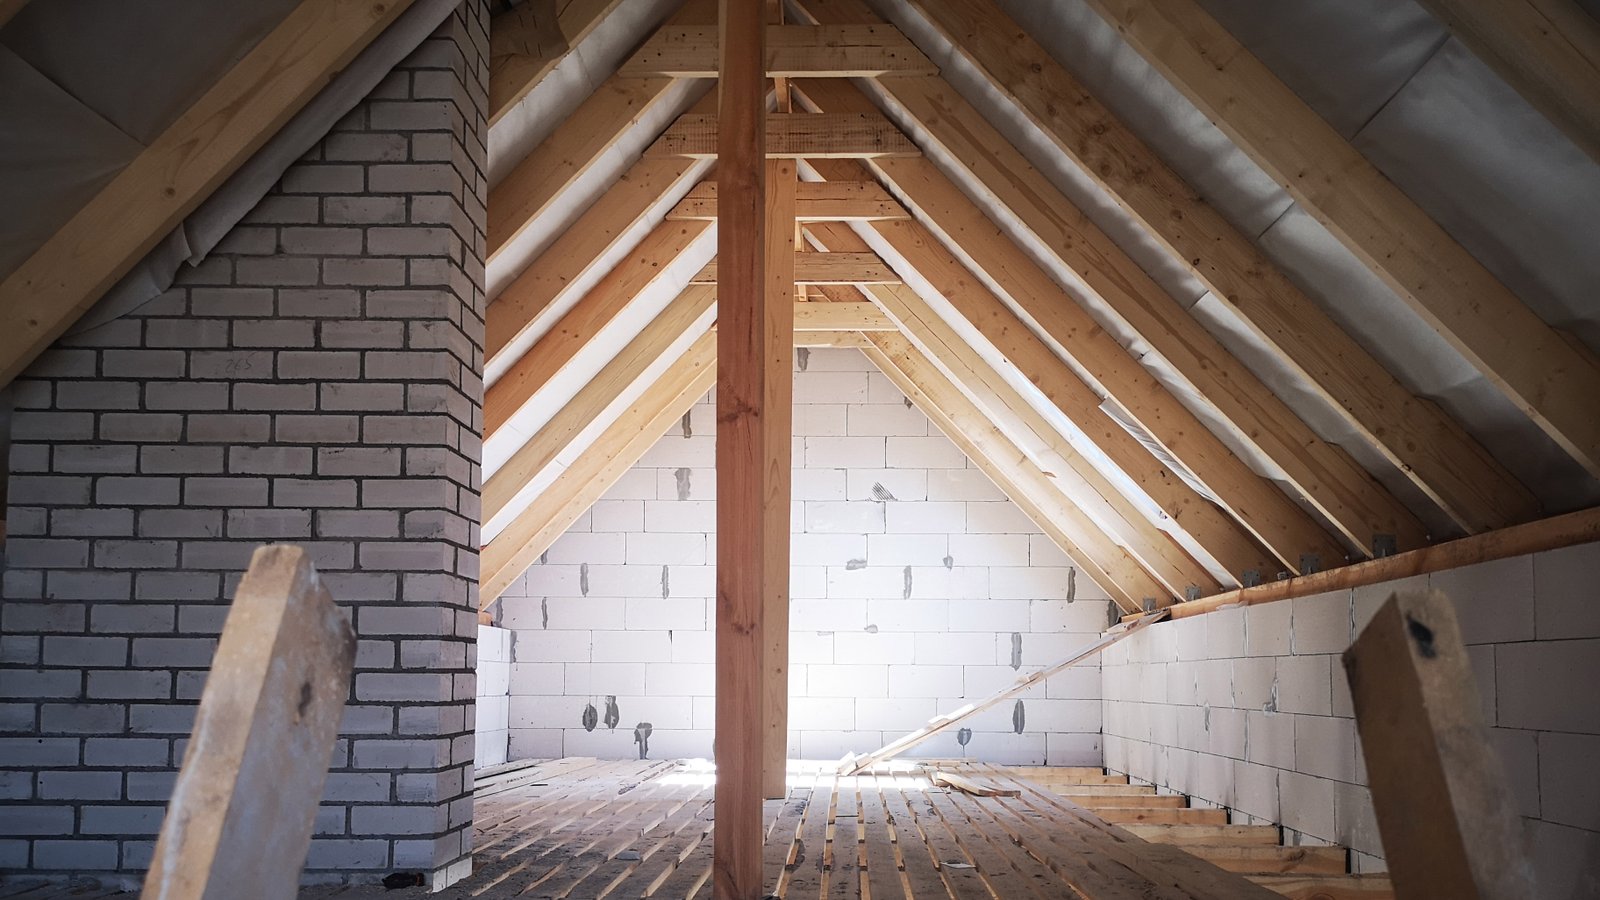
[494,347,1114,765]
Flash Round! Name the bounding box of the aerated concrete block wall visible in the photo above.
[475,625,511,769]
[1102,540,1600,896]
[0,4,489,887]
[494,347,1114,765]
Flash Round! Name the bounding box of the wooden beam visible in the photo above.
[862,332,1173,612]
[488,0,715,265]
[692,252,897,284]
[1414,0,1600,164]
[489,0,625,128]
[667,180,910,221]
[884,0,1536,534]
[0,0,414,390]
[620,23,938,77]
[761,159,796,802]
[1083,0,1600,480]
[1344,590,1535,898]
[807,222,1276,585]
[827,275,1221,596]
[841,612,1166,774]
[483,285,716,525]
[481,332,716,606]
[792,330,869,348]
[713,0,770,892]
[1149,504,1600,621]
[647,112,917,158]
[140,545,355,900]
[488,152,701,363]
[485,219,709,438]
[792,301,891,330]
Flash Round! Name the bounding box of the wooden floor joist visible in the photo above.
[1084,0,1600,481]
[668,179,910,221]
[648,112,918,158]
[620,23,938,78]
[882,0,1537,536]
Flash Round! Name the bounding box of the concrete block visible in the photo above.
[889,664,963,698]
[987,566,1072,600]
[792,468,846,501]
[906,566,988,601]
[640,662,711,696]
[1275,654,1333,716]
[623,597,705,631]
[513,630,590,663]
[804,436,885,468]
[793,533,868,567]
[791,599,868,631]
[885,436,965,469]
[1527,818,1600,899]
[846,468,928,502]
[833,630,915,665]
[624,533,705,566]
[864,598,947,632]
[642,499,714,533]
[1497,638,1600,733]
[1231,759,1280,823]
[1534,541,1600,639]
[1429,555,1535,644]
[794,404,847,437]
[793,372,869,404]
[1205,607,1246,659]
[1295,715,1358,783]
[1278,770,1338,843]
[854,697,936,731]
[790,630,835,665]
[806,664,887,698]
[590,630,673,664]
[589,500,644,533]
[805,500,886,534]
[926,468,1005,502]
[1539,730,1600,830]
[845,403,928,436]
[964,501,1038,534]
[1232,656,1275,710]
[1045,732,1102,766]
[1244,599,1291,656]
[942,533,1029,568]
[1245,710,1295,770]
[948,599,1029,633]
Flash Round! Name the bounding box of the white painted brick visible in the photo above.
[926,468,1005,501]
[833,631,916,664]
[805,501,885,534]
[963,501,1036,533]
[845,403,927,436]
[885,436,965,468]
[625,533,706,566]
[866,533,947,567]
[846,469,928,502]
[624,597,706,631]
[805,437,886,468]
[807,664,887,698]
[883,501,964,534]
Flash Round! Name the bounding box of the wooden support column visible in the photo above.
[713,0,773,895]
[1343,591,1536,898]
[762,160,796,801]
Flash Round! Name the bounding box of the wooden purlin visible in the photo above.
[647,112,919,158]
[620,23,938,78]
[692,252,897,284]
[668,179,910,221]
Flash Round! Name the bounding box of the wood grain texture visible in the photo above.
[648,112,917,158]
[693,252,896,284]
[761,159,796,802]
[620,23,937,77]
[489,0,624,127]
[0,0,414,389]
[1344,590,1536,898]
[1083,0,1600,481]
[887,0,1535,535]
[669,179,910,220]
[140,545,354,900]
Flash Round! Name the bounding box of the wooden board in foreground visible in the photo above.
[141,545,355,900]
[1343,590,1535,899]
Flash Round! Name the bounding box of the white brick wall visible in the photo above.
[497,348,1114,766]
[474,626,511,769]
[1102,540,1600,894]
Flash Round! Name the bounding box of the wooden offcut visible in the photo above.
[1343,591,1536,898]
[140,546,355,900]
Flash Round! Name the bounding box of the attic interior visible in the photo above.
[0,0,1598,896]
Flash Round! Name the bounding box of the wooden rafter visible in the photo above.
[883,0,1537,534]
[483,284,716,526]
[693,252,896,284]
[1083,0,1600,480]
[831,278,1221,597]
[647,112,918,158]
[0,0,30,30]
[487,0,715,264]
[1414,0,1600,164]
[862,332,1171,612]
[807,219,1278,582]
[480,332,716,607]
[489,0,625,127]
[620,23,937,77]
[797,78,1423,558]
[668,180,909,221]
[485,219,709,437]
[0,0,415,389]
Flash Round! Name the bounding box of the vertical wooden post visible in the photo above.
[1343,590,1536,899]
[713,0,770,897]
[762,158,796,800]
[141,546,355,900]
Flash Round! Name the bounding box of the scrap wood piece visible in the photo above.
[141,545,355,900]
[928,770,1019,798]
[1343,590,1536,899]
[839,611,1169,775]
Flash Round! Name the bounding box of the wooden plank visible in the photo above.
[1116,822,1282,846]
[483,284,716,524]
[792,330,871,348]
[1083,0,1600,480]
[1184,843,1347,876]
[621,23,937,77]
[648,112,918,158]
[841,270,1225,597]
[762,159,797,802]
[842,613,1166,773]
[480,332,715,606]
[0,0,414,390]
[669,180,910,221]
[883,778,990,898]
[870,0,1535,535]
[1153,504,1600,621]
[929,771,1018,798]
[693,252,898,285]
[855,775,906,900]
[805,157,1351,577]
[489,0,624,127]
[1246,874,1395,898]
[485,219,709,437]
[139,546,354,900]
[713,0,771,893]
[809,220,1276,587]
[1413,0,1600,164]
[804,76,1431,553]
[487,154,701,363]
[1343,590,1535,899]
[793,301,892,331]
[860,331,1173,611]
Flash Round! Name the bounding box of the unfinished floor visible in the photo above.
[0,759,1391,899]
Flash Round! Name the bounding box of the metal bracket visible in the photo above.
[1241,569,1261,588]
[1299,553,1321,575]
[1373,534,1397,558]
